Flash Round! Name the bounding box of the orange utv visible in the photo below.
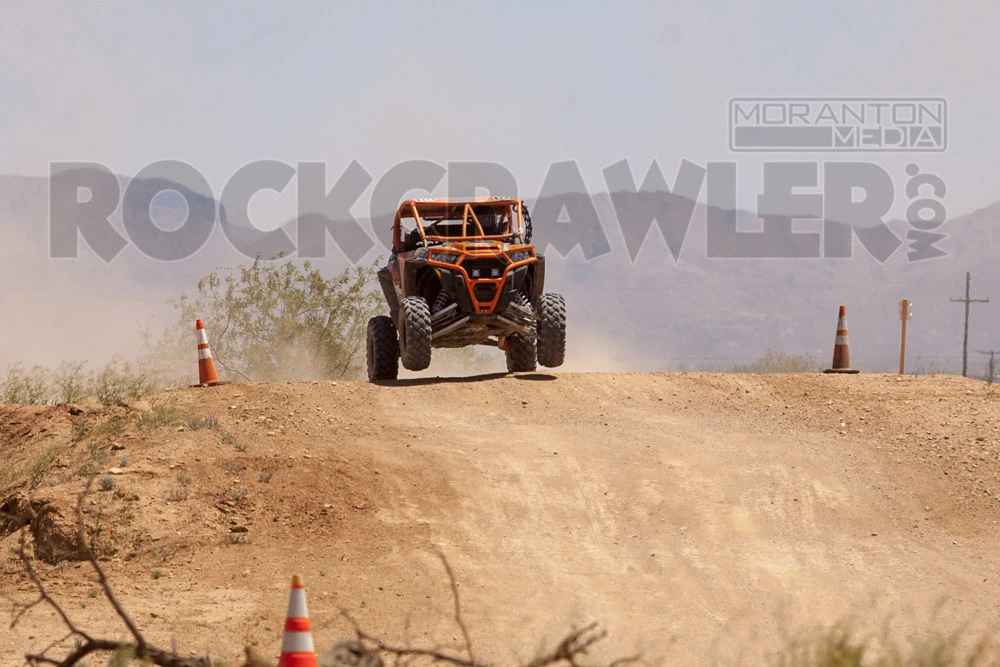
[366,197,566,381]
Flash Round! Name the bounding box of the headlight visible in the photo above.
[432,252,461,264]
[508,249,533,263]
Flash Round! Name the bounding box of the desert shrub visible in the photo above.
[53,361,93,403]
[227,488,250,504]
[2,360,160,405]
[136,401,187,431]
[776,621,867,666]
[983,354,997,385]
[733,350,821,374]
[93,358,156,405]
[186,415,219,430]
[908,357,951,376]
[158,258,381,382]
[29,444,65,489]
[1,364,53,404]
[0,442,67,495]
[774,617,997,667]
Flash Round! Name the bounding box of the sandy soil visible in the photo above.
[2,372,999,665]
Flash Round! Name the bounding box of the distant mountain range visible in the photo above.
[2,171,998,377]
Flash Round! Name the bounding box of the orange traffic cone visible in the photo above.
[195,319,222,385]
[278,574,318,667]
[823,305,860,374]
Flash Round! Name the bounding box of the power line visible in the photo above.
[576,276,975,292]
[651,355,960,361]
[574,295,958,318]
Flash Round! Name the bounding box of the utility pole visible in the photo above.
[898,299,912,375]
[951,272,989,377]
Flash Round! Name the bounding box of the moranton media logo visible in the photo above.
[729,98,947,152]
[724,96,949,262]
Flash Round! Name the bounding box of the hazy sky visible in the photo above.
[2,1,999,373]
[1,1,998,218]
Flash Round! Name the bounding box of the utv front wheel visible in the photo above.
[505,333,537,373]
[399,296,432,371]
[536,293,566,368]
[366,315,399,382]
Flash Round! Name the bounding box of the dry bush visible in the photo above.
[186,415,220,430]
[166,486,190,502]
[1,363,53,404]
[93,358,157,405]
[53,361,93,404]
[906,357,951,376]
[137,401,189,432]
[1,358,161,406]
[155,259,382,383]
[732,350,821,374]
[774,617,998,667]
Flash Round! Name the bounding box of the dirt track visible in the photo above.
[2,373,1000,665]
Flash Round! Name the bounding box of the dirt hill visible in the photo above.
[2,372,1000,665]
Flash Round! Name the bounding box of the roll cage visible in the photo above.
[392,198,530,252]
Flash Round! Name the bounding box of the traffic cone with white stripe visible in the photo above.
[823,305,860,374]
[278,574,318,667]
[195,319,222,385]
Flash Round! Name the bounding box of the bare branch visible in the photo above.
[74,477,148,656]
[212,355,253,382]
[341,607,638,667]
[27,637,120,666]
[11,479,213,667]
[524,623,605,667]
[606,655,644,667]
[30,630,76,663]
[524,623,642,667]
[27,639,214,667]
[437,550,476,666]
[13,527,88,640]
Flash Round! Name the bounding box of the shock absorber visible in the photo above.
[431,290,452,315]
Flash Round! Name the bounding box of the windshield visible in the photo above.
[422,203,513,237]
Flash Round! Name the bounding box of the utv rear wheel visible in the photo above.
[505,334,537,373]
[536,293,566,368]
[366,316,399,382]
[399,296,432,371]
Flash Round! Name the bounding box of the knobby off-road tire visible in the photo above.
[505,333,537,373]
[399,296,432,371]
[366,316,399,382]
[536,293,566,368]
